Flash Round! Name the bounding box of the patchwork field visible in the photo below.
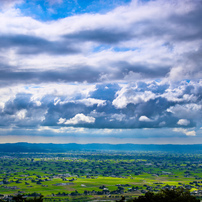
[0,152,202,201]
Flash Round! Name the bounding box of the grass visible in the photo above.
[0,175,200,196]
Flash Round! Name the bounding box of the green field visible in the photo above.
[0,152,202,201]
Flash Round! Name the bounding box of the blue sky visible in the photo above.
[17,0,132,21]
[0,0,201,144]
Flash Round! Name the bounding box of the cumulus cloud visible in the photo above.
[0,80,200,129]
[113,88,156,109]
[63,114,95,125]
[75,98,106,107]
[110,113,126,122]
[167,104,202,127]
[177,119,190,126]
[57,118,66,124]
[16,109,27,120]
[139,116,152,122]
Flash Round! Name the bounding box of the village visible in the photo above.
[0,151,202,201]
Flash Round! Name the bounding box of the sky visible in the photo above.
[0,0,201,144]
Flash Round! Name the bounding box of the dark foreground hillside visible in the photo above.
[124,189,200,202]
[2,189,200,202]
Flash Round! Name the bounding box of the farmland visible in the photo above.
[0,151,202,201]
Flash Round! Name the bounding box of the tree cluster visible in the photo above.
[126,189,200,202]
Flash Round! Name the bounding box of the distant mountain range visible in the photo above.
[0,142,201,153]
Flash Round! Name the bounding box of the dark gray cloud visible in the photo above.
[0,67,99,86]
[64,29,132,44]
[168,5,202,42]
[0,60,171,86]
[0,34,79,55]
[113,61,171,79]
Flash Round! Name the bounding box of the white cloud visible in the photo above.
[177,119,190,126]
[167,103,202,120]
[113,86,156,108]
[76,98,106,107]
[110,113,126,122]
[173,128,196,136]
[162,82,199,102]
[57,118,66,124]
[64,114,95,125]
[93,128,123,134]
[89,110,106,118]
[37,126,86,133]
[139,116,152,122]
[159,121,166,127]
[16,109,27,120]
[0,83,96,110]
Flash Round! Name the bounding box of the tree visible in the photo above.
[126,188,200,202]
[11,194,44,202]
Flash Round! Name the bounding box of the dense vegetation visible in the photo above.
[127,189,200,202]
[0,151,202,201]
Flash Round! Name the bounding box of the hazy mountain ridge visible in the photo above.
[0,142,201,153]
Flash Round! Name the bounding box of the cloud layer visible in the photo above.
[0,0,201,87]
[0,0,201,143]
[0,81,201,131]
